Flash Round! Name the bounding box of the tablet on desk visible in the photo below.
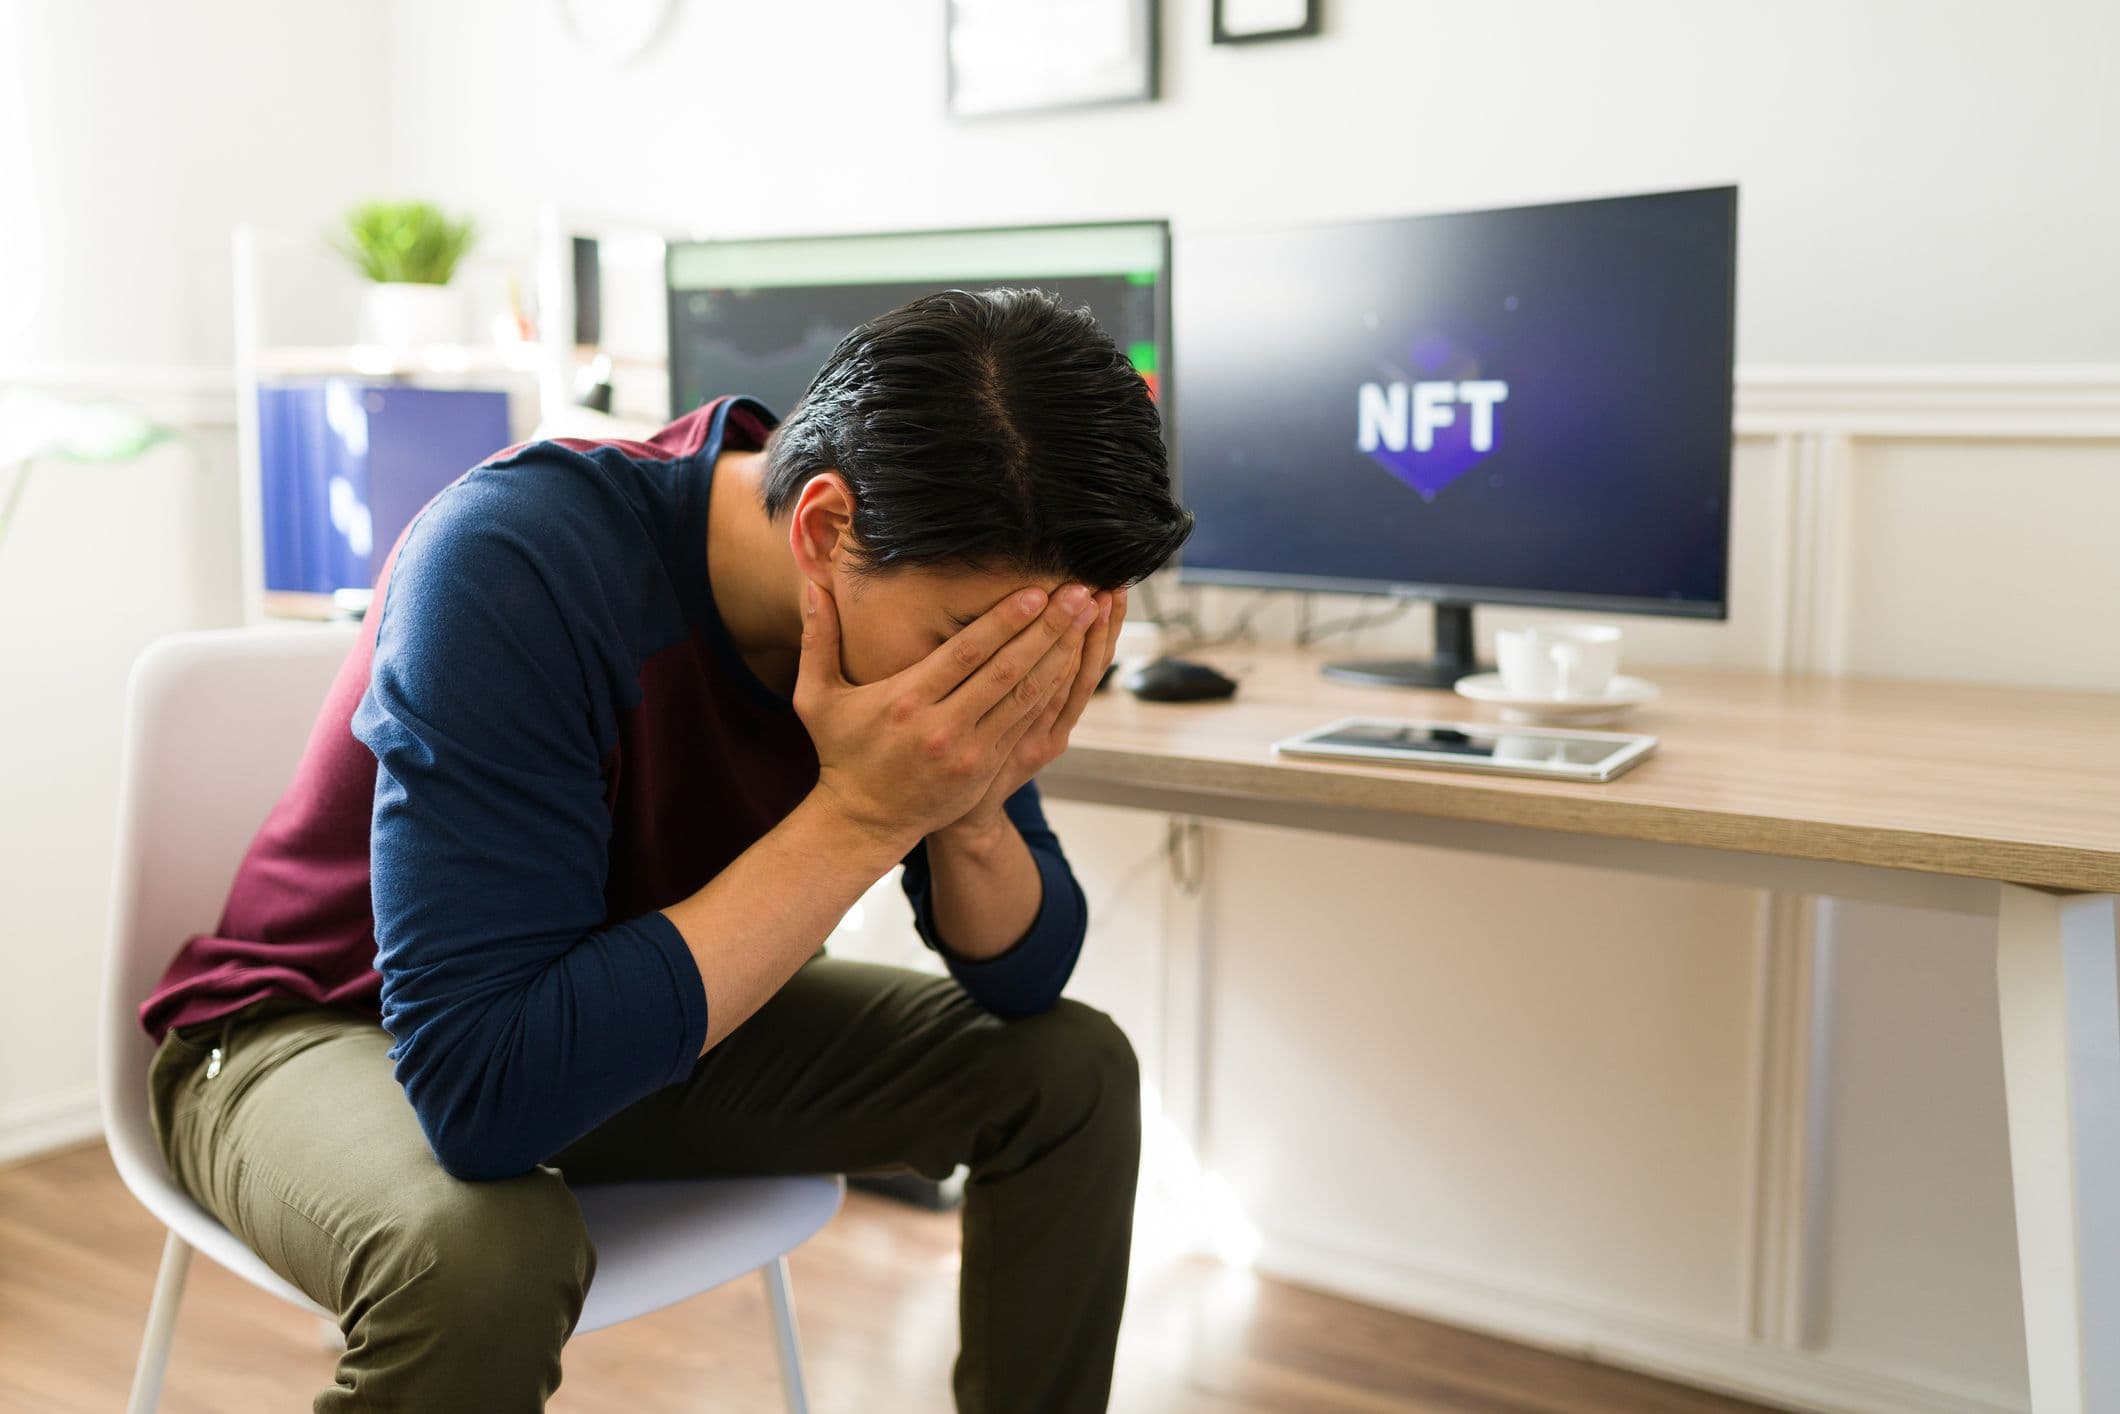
[1273,716,1659,782]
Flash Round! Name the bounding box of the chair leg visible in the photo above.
[127,1229,193,1414]
[761,1255,810,1414]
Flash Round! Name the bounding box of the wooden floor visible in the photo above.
[0,1141,1782,1413]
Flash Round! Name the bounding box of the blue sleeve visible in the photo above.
[897,780,1087,1018]
[350,476,708,1182]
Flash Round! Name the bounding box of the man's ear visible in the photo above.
[788,472,856,584]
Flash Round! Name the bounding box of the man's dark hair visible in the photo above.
[760,286,1193,588]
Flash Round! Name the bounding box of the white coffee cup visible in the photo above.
[1495,625,1623,700]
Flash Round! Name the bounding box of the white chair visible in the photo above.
[101,624,844,1412]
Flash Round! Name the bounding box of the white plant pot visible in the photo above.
[360,282,462,351]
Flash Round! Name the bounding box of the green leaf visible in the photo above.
[327,200,479,285]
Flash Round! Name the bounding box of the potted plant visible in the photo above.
[330,200,479,351]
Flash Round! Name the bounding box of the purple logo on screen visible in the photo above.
[1356,332,1509,501]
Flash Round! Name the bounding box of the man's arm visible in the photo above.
[924,810,1042,958]
[890,584,1120,1017]
[898,781,1088,1018]
[359,499,1095,1181]
[663,579,1099,1045]
[353,479,722,1182]
[656,791,912,1053]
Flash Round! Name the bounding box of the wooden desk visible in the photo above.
[1047,647,2120,1413]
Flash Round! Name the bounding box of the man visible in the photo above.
[138,286,1195,1412]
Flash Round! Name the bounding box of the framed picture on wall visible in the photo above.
[947,0,1160,119]
[1212,0,1320,45]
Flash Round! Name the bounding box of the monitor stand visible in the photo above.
[1320,600,1487,689]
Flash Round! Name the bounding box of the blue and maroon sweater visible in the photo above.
[139,395,1089,1179]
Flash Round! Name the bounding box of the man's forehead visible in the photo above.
[936,568,1069,618]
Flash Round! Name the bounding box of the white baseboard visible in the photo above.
[1255,1234,2028,1414]
[0,1085,104,1169]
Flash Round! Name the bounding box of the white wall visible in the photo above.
[380,0,2120,366]
[1811,900,2027,1394]
[0,0,392,1154]
[0,0,395,372]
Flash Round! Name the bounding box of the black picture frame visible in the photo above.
[1212,0,1320,45]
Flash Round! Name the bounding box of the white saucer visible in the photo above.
[1453,672,1660,725]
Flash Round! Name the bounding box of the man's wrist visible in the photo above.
[800,784,924,864]
[931,805,1013,856]
[922,802,1041,963]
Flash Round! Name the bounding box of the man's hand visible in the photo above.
[936,584,1127,844]
[795,576,1103,853]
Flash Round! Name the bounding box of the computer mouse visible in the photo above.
[1125,656,1239,703]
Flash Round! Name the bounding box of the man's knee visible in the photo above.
[346,1166,595,1340]
[1036,999,1141,1100]
[979,999,1142,1148]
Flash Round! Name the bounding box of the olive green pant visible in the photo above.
[148,956,1141,1412]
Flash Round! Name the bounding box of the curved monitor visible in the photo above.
[1174,186,1737,620]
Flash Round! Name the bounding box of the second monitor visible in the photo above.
[1174,185,1738,688]
[667,220,1170,425]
